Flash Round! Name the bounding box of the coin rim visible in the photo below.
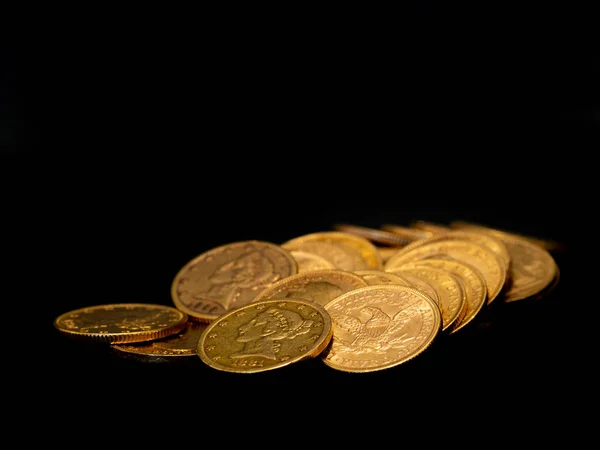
[53,303,189,344]
[386,265,466,332]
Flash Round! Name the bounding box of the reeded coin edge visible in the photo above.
[53,303,189,344]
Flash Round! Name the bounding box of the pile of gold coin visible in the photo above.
[53,220,562,373]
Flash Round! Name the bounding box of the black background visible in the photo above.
[3,3,597,435]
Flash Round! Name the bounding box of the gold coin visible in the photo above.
[197,298,333,373]
[385,225,511,271]
[449,220,566,252]
[497,238,558,302]
[384,237,507,305]
[252,269,369,307]
[321,285,442,373]
[449,222,559,302]
[54,303,188,344]
[400,258,487,333]
[333,223,413,246]
[354,269,412,286]
[381,270,441,307]
[171,240,298,322]
[290,250,336,272]
[111,321,208,362]
[387,265,466,333]
[282,231,383,271]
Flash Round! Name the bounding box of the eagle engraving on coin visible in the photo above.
[322,285,441,372]
[330,304,422,354]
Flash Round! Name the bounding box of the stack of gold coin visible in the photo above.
[54,223,561,374]
[339,223,508,335]
[335,221,562,334]
[395,220,561,303]
[171,231,448,373]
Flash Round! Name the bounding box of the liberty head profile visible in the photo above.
[194,249,277,312]
[230,307,315,360]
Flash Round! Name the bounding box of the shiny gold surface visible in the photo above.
[450,222,559,302]
[111,321,208,362]
[387,265,466,333]
[382,270,441,307]
[54,303,188,344]
[282,231,383,271]
[384,237,507,305]
[322,285,442,373]
[252,269,369,307]
[290,250,336,272]
[197,299,333,373]
[333,223,413,247]
[171,240,298,322]
[354,270,412,286]
[401,258,487,333]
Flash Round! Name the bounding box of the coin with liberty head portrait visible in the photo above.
[171,240,298,322]
[197,298,333,373]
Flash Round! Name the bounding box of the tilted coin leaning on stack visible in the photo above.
[53,220,562,373]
